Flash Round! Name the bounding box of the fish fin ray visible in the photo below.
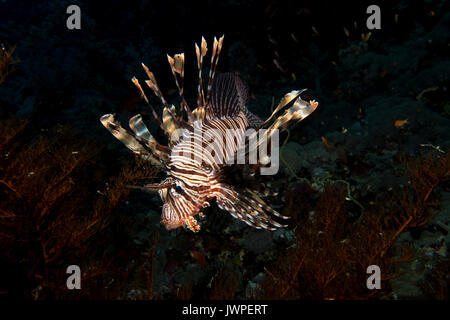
[215,185,288,230]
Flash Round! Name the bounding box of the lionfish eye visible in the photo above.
[174,185,183,194]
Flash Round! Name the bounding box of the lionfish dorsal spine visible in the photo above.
[205,35,224,107]
[131,76,165,133]
[135,63,184,142]
[166,53,193,123]
[195,37,208,109]
[207,73,244,119]
[141,63,169,108]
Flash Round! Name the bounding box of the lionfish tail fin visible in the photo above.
[216,186,289,230]
[242,91,317,165]
[263,89,307,126]
[268,95,318,132]
[264,89,319,134]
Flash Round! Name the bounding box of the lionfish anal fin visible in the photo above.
[214,184,288,230]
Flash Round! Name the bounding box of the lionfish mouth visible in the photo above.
[100,35,318,233]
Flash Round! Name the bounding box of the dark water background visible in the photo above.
[0,0,448,301]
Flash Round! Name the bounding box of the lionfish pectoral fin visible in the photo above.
[191,106,206,123]
[129,114,153,141]
[100,114,163,167]
[162,105,184,144]
[215,186,289,230]
[129,114,165,153]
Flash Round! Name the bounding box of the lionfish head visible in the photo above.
[147,175,209,232]
[100,35,318,233]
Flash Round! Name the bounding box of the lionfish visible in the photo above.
[100,35,318,232]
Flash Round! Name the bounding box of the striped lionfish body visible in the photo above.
[100,36,318,232]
